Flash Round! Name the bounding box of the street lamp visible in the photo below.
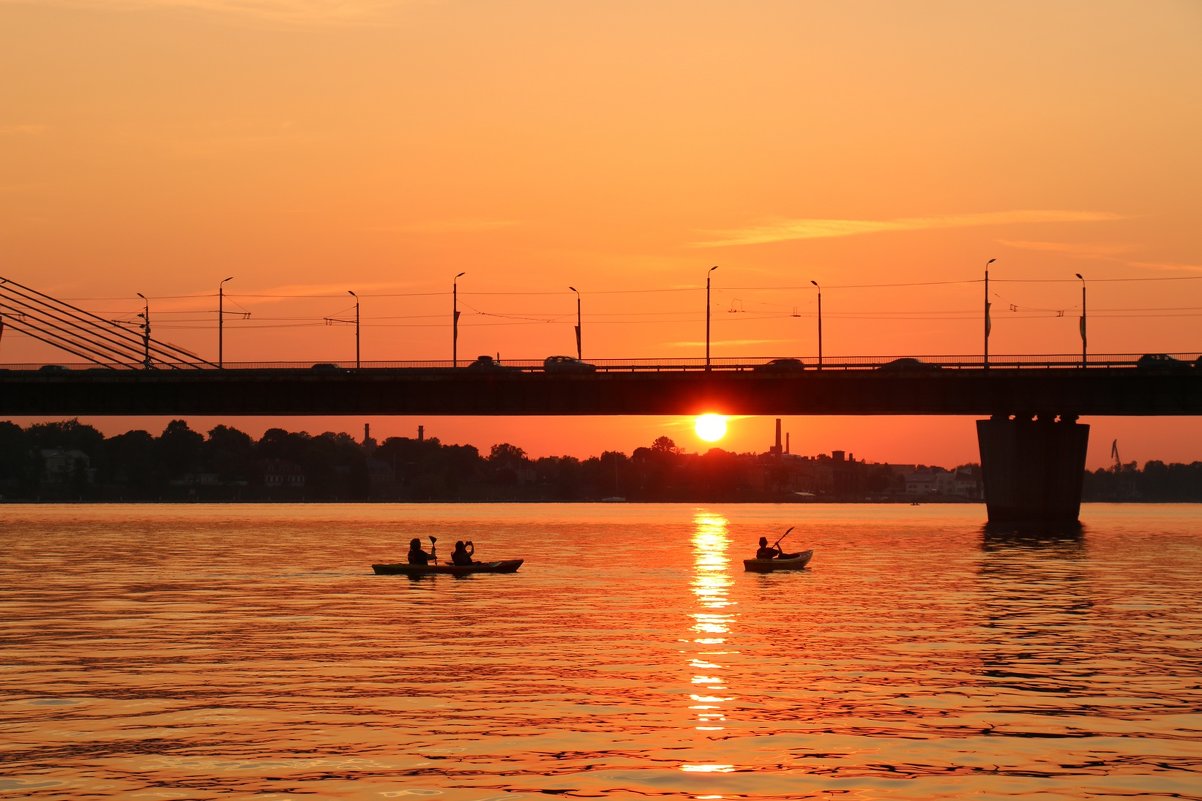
[1075,273,1086,368]
[136,292,151,369]
[453,272,466,367]
[984,258,996,369]
[569,286,582,360]
[219,276,233,368]
[810,280,823,369]
[348,290,360,369]
[705,265,718,370]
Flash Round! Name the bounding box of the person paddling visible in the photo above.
[756,528,799,560]
[451,540,475,566]
[408,537,436,565]
[756,536,783,559]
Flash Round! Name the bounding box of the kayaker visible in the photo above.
[756,536,800,560]
[755,536,783,559]
[451,540,475,566]
[407,538,435,565]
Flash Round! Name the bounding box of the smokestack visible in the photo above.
[364,423,370,444]
[786,432,790,455]
[418,425,424,442]
[774,418,782,456]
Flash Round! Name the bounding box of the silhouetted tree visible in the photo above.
[156,420,204,481]
[101,429,158,496]
[205,425,255,485]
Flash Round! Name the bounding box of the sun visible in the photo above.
[694,413,728,443]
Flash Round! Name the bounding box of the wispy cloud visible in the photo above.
[364,219,522,235]
[1128,260,1202,274]
[998,239,1135,259]
[1000,242,1202,274]
[0,1,410,26]
[695,210,1124,248]
[0,124,48,136]
[232,280,436,306]
[665,338,794,348]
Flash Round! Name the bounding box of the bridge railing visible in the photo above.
[3,353,1199,372]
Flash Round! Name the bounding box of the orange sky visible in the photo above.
[2,0,1200,469]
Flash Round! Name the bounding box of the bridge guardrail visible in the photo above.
[2,353,1199,373]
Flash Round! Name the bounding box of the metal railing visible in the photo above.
[3,353,1199,373]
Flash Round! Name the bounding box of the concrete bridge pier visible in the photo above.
[976,414,1089,525]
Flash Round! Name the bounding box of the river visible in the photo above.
[1,503,1200,800]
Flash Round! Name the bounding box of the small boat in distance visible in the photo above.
[372,559,524,576]
[743,550,813,573]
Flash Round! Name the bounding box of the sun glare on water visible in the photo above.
[694,414,727,443]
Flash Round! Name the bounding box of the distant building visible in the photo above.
[262,459,305,488]
[40,448,95,485]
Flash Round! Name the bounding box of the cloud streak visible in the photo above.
[666,338,794,348]
[0,124,49,136]
[695,210,1124,248]
[364,219,522,235]
[0,1,409,26]
[998,239,1135,259]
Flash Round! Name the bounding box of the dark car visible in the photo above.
[755,358,805,372]
[37,364,69,373]
[1136,353,1189,372]
[877,357,941,372]
[468,355,508,369]
[310,363,342,372]
[543,355,596,373]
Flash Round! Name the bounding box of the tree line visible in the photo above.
[0,419,1198,502]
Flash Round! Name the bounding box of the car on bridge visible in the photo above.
[467,355,517,371]
[755,358,806,372]
[1136,353,1190,372]
[876,357,941,372]
[543,355,596,373]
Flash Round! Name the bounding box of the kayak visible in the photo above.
[372,559,524,576]
[743,550,813,573]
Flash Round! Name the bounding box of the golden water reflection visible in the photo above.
[686,511,736,743]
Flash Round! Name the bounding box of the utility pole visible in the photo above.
[984,258,996,369]
[705,265,717,370]
[219,276,233,368]
[136,292,151,369]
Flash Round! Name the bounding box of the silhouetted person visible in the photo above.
[756,536,799,560]
[451,540,475,566]
[755,536,781,559]
[408,538,435,565]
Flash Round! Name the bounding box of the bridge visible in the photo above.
[3,354,1200,526]
[0,355,1198,416]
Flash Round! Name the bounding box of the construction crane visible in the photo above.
[1111,439,1122,473]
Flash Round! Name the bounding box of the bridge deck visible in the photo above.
[1,365,1199,416]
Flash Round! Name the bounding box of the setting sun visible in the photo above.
[694,414,728,443]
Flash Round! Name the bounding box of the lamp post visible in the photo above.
[569,286,582,360]
[810,280,823,370]
[984,258,996,369]
[219,276,233,368]
[453,272,466,367]
[348,290,359,369]
[1075,273,1086,368]
[705,265,718,370]
[136,292,151,369]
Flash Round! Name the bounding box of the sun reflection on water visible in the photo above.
[686,511,736,744]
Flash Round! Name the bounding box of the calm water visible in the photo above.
[1,503,1200,801]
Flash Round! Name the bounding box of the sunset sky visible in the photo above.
[2,0,1200,469]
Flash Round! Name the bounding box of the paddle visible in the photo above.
[771,526,794,550]
[429,535,438,564]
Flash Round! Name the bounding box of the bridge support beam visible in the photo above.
[976,415,1089,525]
